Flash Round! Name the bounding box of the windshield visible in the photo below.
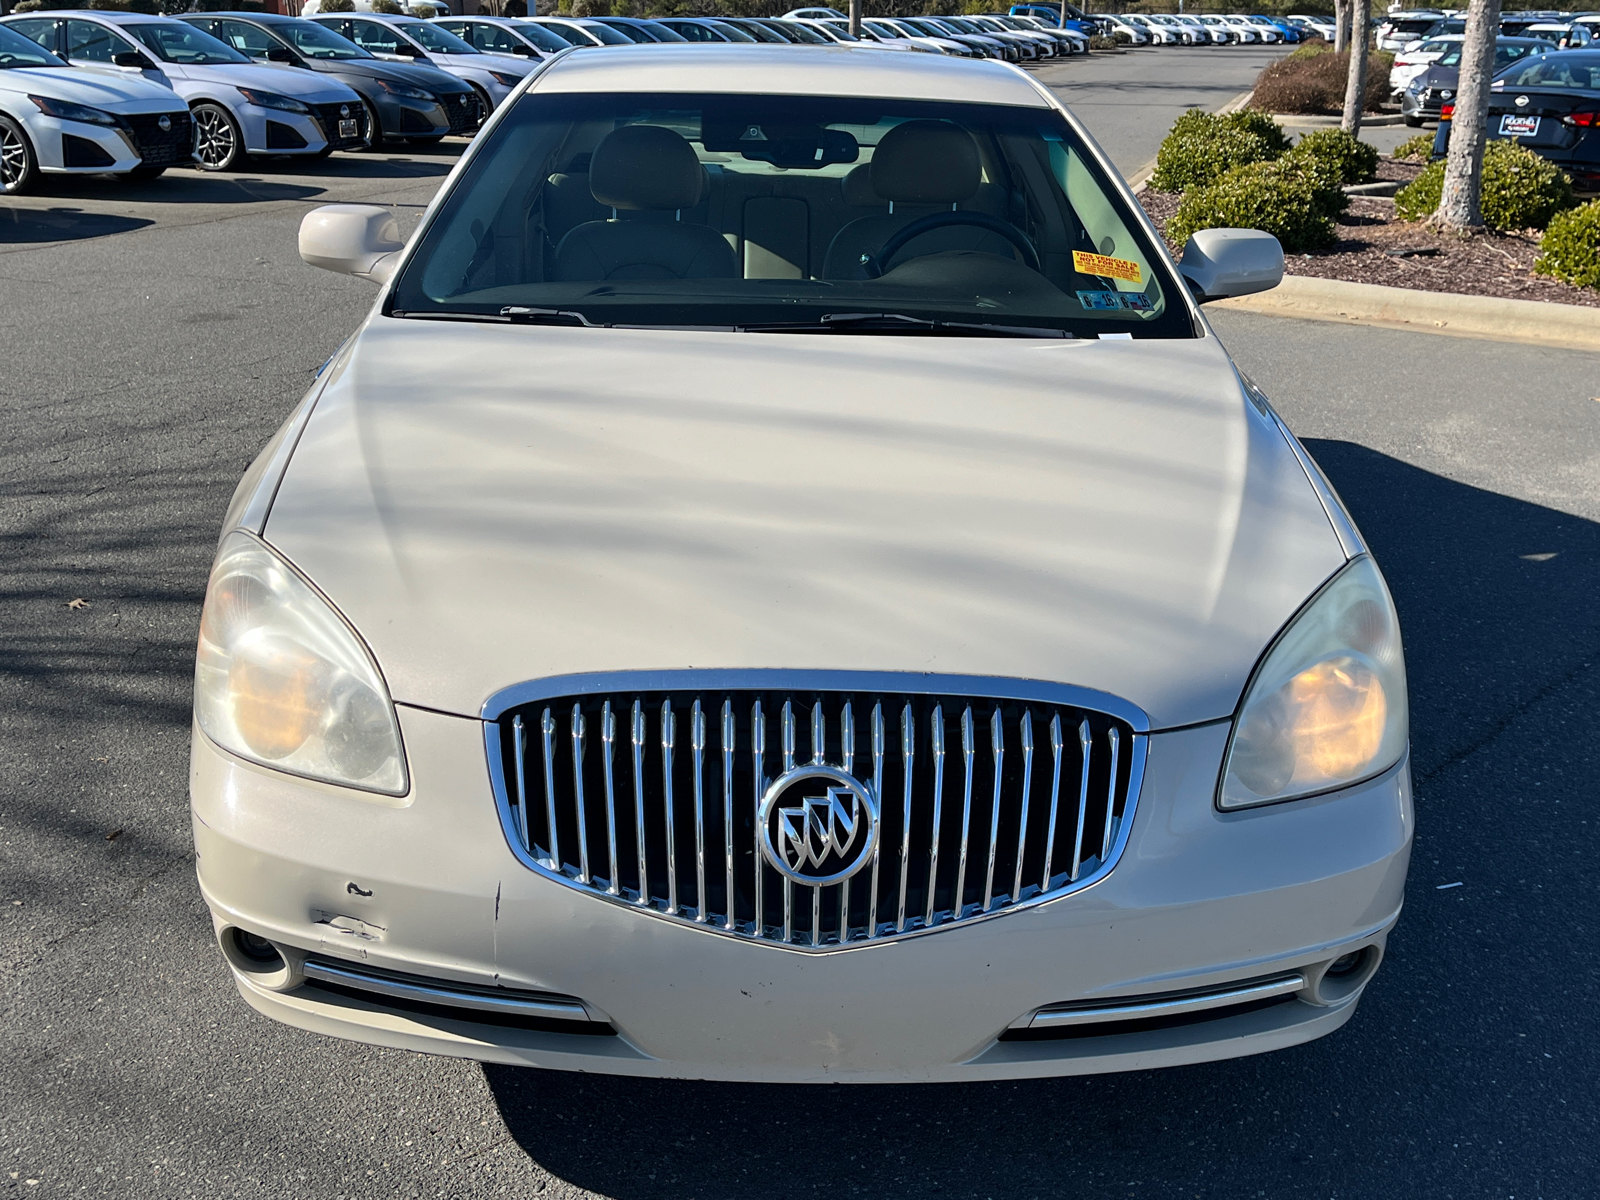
[278,19,371,59]
[128,22,250,64]
[572,21,632,45]
[0,22,63,67]
[1439,41,1546,67]
[398,20,478,54]
[511,21,574,51]
[390,92,1189,339]
[1497,51,1600,87]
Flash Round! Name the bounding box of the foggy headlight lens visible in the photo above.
[1219,555,1407,810]
[195,532,407,795]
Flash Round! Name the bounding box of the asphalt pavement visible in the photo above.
[3,48,1599,1200]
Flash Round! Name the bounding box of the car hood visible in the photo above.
[423,50,532,74]
[263,320,1346,729]
[0,65,181,109]
[167,59,357,101]
[323,57,474,92]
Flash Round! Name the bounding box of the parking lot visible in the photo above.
[4,43,1599,1200]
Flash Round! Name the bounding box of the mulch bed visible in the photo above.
[1138,157,1600,309]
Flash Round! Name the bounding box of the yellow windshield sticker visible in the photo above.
[1072,251,1143,284]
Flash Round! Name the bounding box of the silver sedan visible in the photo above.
[193,46,1412,1083]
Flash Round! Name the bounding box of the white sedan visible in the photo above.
[1389,34,1462,95]
[2,11,366,170]
[0,22,192,192]
[197,45,1412,1084]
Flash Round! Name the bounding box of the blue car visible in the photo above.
[1252,14,1303,43]
[1007,2,1097,38]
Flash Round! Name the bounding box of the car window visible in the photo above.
[347,18,410,56]
[4,18,61,56]
[392,92,1190,339]
[0,20,64,66]
[640,21,688,42]
[400,21,479,54]
[126,22,250,64]
[1498,52,1597,87]
[666,21,719,42]
[708,22,756,42]
[276,19,368,59]
[451,21,519,54]
[211,19,280,59]
[65,19,136,63]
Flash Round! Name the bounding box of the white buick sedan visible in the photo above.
[193,45,1413,1083]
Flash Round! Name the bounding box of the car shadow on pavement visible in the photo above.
[0,205,153,244]
[8,174,327,206]
[481,441,1599,1200]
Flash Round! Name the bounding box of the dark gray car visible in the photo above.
[180,12,477,146]
[1400,36,1554,123]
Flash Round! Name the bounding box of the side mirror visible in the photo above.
[111,50,156,69]
[1178,227,1284,303]
[513,43,537,55]
[265,45,295,62]
[299,204,404,284]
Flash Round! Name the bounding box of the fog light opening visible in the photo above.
[1304,943,1382,1006]
[219,925,301,991]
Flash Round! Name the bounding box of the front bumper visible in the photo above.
[191,706,1413,1083]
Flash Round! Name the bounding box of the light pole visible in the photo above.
[849,0,861,37]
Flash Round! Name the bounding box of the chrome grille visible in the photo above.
[487,679,1144,951]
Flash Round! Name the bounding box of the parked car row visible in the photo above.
[1086,12,1321,46]
[1380,7,1600,52]
[1399,35,1558,124]
[0,9,527,183]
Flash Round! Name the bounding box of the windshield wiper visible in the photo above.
[740,312,1074,338]
[500,306,601,326]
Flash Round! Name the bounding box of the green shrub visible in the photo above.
[1391,133,1435,162]
[1088,34,1119,49]
[1534,199,1600,290]
[1395,141,1575,229]
[1289,127,1378,184]
[1149,109,1290,192]
[8,0,43,10]
[369,0,404,11]
[317,0,355,10]
[1168,157,1348,254]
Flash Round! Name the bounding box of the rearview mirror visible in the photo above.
[299,204,404,284]
[1178,228,1284,302]
[111,50,156,70]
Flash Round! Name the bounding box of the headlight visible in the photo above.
[1407,77,1426,93]
[195,532,407,795]
[28,95,122,127]
[1218,556,1408,810]
[236,87,312,114]
[375,79,434,101]
[486,69,521,86]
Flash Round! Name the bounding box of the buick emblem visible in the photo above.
[158,114,172,132]
[1515,94,1529,107]
[759,764,879,886]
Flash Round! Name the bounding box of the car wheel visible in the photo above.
[360,99,384,150]
[468,84,491,131]
[126,165,167,181]
[0,113,39,196]
[1404,114,1423,127]
[192,101,244,172]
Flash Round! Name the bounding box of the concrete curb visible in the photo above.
[1209,274,1600,352]
[1267,112,1408,126]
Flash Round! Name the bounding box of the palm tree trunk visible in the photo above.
[1340,0,1370,135]
[1434,0,1503,228]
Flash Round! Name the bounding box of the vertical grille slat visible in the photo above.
[495,685,1139,950]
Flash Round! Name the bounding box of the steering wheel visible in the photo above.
[861,211,1041,279]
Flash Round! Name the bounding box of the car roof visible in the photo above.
[50,10,182,23]
[531,43,1051,105]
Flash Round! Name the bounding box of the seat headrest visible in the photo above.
[868,120,981,205]
[590,125,704,211]
[840,162,879,207]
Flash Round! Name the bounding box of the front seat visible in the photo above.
[553,125,737,281]
[822,120,1021,281]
